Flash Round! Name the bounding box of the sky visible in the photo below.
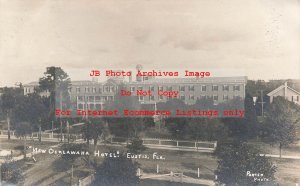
[0,0,299,86]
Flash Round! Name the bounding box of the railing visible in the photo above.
[0,130,15,136]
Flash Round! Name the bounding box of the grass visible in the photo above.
[275,159,300,185]
[2,138,300,185]
[140,179,206,186]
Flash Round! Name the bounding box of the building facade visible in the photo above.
[126,76,246,105]
[267,82,300,105]
[23,76,247,110]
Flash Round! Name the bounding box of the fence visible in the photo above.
[78,174,94,186]
[109,137,217,152]
[0,130,217,152]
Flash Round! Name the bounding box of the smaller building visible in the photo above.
[267,82,300,104]
[23,82,50,97]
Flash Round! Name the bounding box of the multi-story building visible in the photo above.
[23,76,247,110]
[23,82,50,97]
[127,76,247,105]
[69,79,118,110]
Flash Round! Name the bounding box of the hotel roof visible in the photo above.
[128,76,248,85]
[23,76,247,87]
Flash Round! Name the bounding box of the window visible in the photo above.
[189,85,195,91]
[85,87,90,93]
[108,96,113,101]
[92,87,96,93]
[223,85,229,91]
[77,96,84,101]
[111,86,115,92]
[201,95,206,99]
[150,96,155,101]
[159,86,163,91]
[95,96,101,101]
[212,85,218,91]
[189,95,194,100]
[234,85,240,91]
[213,95,218,101]
[88,96,94,102]
[201,85,206,91]
[234,95,240,99]
[159,96,163,100]
[223,95,228,101]
[180,86,185,91]
[138,86,143,90]
[167,86,172,91]
[150,86,155,91]
[76,87,80,93]
[139,96,144,101]
[78,104,83,109]
[95,104,101,109]
[89,104,95,110]
[130,87,136,92]
[181,95,185,100]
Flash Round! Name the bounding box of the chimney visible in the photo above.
[129,71,132,82]
[136,75,142,82]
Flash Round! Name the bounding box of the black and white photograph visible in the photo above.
[0,1,300,185]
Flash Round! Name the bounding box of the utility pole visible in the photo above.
[70,165,73,186]
[7,111,10,140]
[60,121,63,142]
[85,96,90,145]
[60,91,63,142]
[257,90,265,117]
[39,125,42,142]
[51,121,54,138]
[67,121,70,143]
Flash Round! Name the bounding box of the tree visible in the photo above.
[61,143,88,164]
[105,83,147,139]
[127,136,147,154]
[215,142,277,186]
[14,122,32,159]
[81,118,104,147]
[160,99,189,139]
[13,93,48,126]
[1,160,25,185]
[165,117,189,139]
[0,87,23,139]
[60,143,89,185]
[193,96,214,110]
[187,118,228,141]
[39,66,71,118]
[221,94,258,140]
[12,93,48,142]
[92,154,139,186]
[262,97,298,158]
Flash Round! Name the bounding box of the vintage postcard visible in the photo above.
[0,1,300,186]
